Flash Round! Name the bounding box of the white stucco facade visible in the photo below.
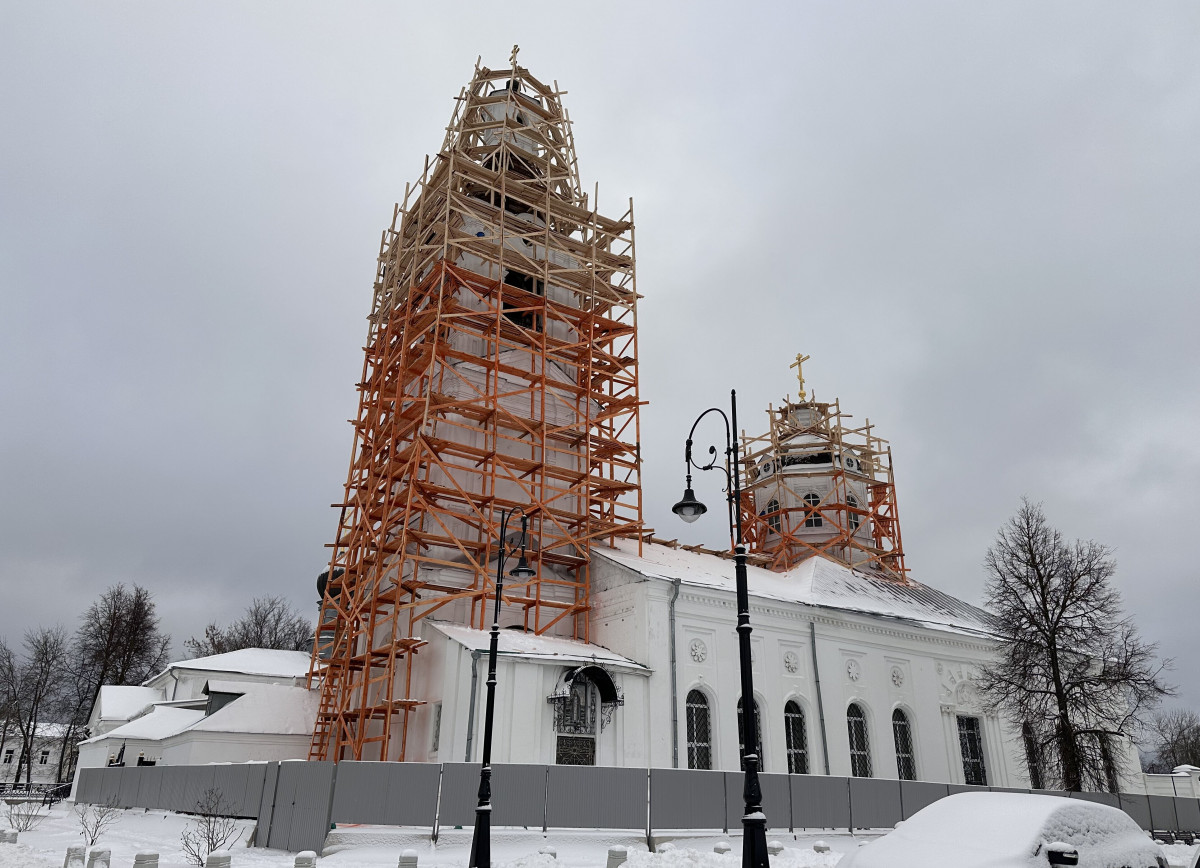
[400,538,1143,792]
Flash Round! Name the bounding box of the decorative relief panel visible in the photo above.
[689,639,708,663]
[783,650,800,675]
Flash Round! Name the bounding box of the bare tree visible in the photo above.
[0,627,69,787]
[180,788,241,866]
[1145,709,1200,773]
[75,798,122,845]
[5,799,47,831]
[977,499,1171,791]
[185,596,312,656]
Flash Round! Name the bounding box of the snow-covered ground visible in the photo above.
[1,803,1197,868]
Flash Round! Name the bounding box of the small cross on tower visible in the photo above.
[790,352,811,401]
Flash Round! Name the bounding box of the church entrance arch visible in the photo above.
[547,665,622,766]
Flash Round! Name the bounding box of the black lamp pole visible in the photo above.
[672,389,769,868]
[469,507,535,868]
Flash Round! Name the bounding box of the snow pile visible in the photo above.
[160,649,311,680]
[623,844,841,868]
[429,623,647,670]
[192,683,318,736]
[96,687,164,724]
[598,540,993,637]
[80,707,205,745]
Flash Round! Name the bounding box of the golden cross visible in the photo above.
[790,352,811,400]
[510,45,520,66]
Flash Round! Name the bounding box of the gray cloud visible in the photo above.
[3,2,1198,711]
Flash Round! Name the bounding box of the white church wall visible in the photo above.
[160,732,310,766]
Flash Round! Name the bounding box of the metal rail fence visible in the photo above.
[75,761,1200,854]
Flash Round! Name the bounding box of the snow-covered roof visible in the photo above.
[190,683,318,736]
[596,538,995,638]
[82,706,205,744]
[151,648,311,681]
[96,685,164,721]
[429,622,649,672]
[81,681,318,745]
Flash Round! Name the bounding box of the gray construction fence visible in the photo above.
[76,762,1200,854]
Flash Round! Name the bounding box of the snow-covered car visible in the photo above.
[839,791,1167,868]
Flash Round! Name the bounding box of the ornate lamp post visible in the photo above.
[673,390,769,868]
[469,507,535,868]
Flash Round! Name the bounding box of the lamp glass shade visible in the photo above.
[509,555,536,579]
[672,488,707,523]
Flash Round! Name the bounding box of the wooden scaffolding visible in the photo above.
[740,357,906,580]
[309,54,643,762]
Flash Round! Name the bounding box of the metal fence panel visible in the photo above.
[255,763,280,848]
[210,765,255,818]
[491,764,547,828]
[161,766,189,813]
[1148,795,1180,831]
[849,777,902,829]
[1069,791,1120,810]
[331,762,440,827]
[899,781,949,819]
[438,763,483,828]
[947,784,989,796]
[546,766,645,830]
[76,768,103,803]
[272,761,336,853]
[100,769,121,805]
[136,766,164,807]
[1117,793,1152,830]
[242,764,268,820]
[790,776,851,830]
[650,768,726,831]
[722,773,789,833]
[1031,788,1070,799]
[1174,798,1200,833]
[180,765,217,813]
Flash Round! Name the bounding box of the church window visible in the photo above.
[847,703,872,777]
[846,494,861,533]
[784,700,809,774]
[803,493,822,528]
[1022,721,1044,789]
[737,697,765,772]
[686,690,712,770]
[957,715,987,785]
[892,709,916,780]
[430,702,442,754]
[761,499,781,534]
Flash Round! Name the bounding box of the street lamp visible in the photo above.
[469,507,535,868]
[673,389,770,868]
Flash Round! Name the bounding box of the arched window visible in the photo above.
[737,697,765,771]
[1022,721,1044,790]
[892,709,916,780]
[784,700,809,774]
[685,690,712,770]
[762,499,781,534]
[847,703,872,777]
[846,494,861,533]
[803,493,822,528]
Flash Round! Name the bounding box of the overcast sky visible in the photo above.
[3,3,1199,711]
